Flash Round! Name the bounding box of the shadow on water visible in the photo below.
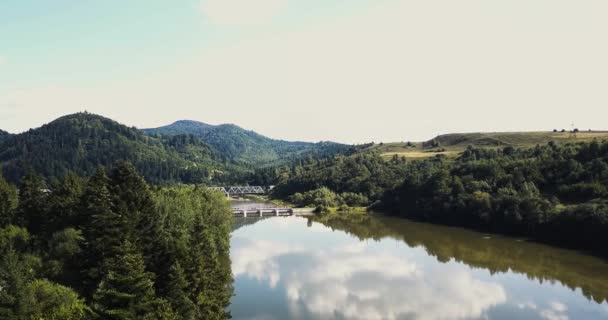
[311,213,608,304]
[232,217,273,232]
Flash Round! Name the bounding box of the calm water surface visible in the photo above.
[229,203,608,320]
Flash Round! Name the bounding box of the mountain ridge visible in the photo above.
[143,120,349,165]
[0,112,351,184]
[0,112,228,184]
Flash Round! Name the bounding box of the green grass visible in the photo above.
[370,131,608,160]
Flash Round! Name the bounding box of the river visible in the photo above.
[229,205,608,320]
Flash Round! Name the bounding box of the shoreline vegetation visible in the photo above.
[0,161,233,320]
[269,139,608,258]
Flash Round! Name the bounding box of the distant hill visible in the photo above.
[144,120,351,166]
[370,131,608,160]
[0,113,229,184]
[431,131,608,148]
[0,113,352,185]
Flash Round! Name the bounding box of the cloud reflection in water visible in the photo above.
[231,218,507,320]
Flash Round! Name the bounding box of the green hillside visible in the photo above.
[0,113,229,184]
[372,131,608,160]
[144,120,351,166]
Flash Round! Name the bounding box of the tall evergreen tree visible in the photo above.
[80,167,126,295]
[166,261,196,320]
[109,161,156,241]
[92,240,159,320]
[187,213,230,320]
[47,172,84,231]
[17,170,47,235]
[109,161,170,288]
[137,204,173,295]
[0,172,17,227]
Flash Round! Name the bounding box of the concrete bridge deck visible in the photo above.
[232,207,293,217]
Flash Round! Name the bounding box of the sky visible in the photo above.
[0,0,607,143]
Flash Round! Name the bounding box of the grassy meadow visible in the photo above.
[371,131,608,160]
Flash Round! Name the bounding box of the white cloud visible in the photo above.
[232,233,507,320]
[540,301,569,320]
[517,302,538,310]
[0,56,6,65]
[231,238,305,288]
[200,0,287,25]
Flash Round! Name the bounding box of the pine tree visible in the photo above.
[0,172,17,227]
[109,161,168,286]
[110,161,156,235]
[187,214,230,320]
[47,172,84,231]
[80,167,126,295]
[92,240,159,320]
[166,261,196,320]
[137,205,173,295]
[17,170,47,235]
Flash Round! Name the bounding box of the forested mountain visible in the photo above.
[0,113,228,184]
[0,113,352,185]
[144,120,351,165]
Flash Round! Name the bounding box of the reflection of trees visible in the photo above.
[232,217,271,232]
[312,214,608,304]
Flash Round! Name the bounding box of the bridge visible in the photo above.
[232,207,294,218]
[208,186,265,197]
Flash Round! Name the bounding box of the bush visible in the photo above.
[20,279,90,320]
[289,187,339,208]
[340,192,370,207]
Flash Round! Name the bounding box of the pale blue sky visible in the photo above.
[1,0,607,143]
[0,0,370,88]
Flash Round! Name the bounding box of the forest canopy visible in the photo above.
[271,140,608,256]
[0,161,233,320]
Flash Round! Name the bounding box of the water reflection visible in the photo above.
[317,214,608,304]
[230,216,608,320]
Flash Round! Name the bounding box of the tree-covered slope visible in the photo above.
[0,113,226,184]
[273,140,608,256]
[0,129,10,144]
[144,120,351,165]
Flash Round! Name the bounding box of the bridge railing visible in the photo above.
[232,207,292,211]
[207,186,265,195]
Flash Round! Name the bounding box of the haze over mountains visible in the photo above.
[0,112,350,184]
